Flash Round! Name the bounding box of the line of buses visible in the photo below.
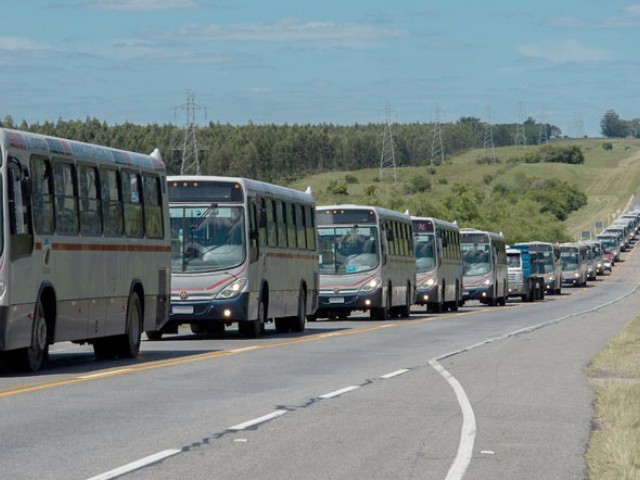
[0,129,636,371]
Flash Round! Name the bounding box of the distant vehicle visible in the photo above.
[506,245,545,302]
[460,228,508,306]
[411,216,463,313]
[166,176,319,338]
[0,128,171,371]
[560,242,588,287]
[514,241,562,295]
[595,235,617,270]
[596,232,622,262]
[315,205,415,320]
[585,240,608,275]
[603,225,629,251]
[581,241,598,281]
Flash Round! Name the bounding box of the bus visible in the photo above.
[560,242,588,287]
[411,216,463,313]
[0,128,171,372]
[460,228,508,306]
[514,241,562,295]
[165,176,318,338]
[315,205,415,320]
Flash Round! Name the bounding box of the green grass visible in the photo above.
[586,316,640,479]
[289,138,640,239]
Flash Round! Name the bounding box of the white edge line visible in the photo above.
[431,283,639,480]
[319,385,360,399]
[230,346,261,353]
[85,449,181,480]
[430,359,476,480]
[78,369,133,379]
[228,409,288,431]
[381,368,410,379]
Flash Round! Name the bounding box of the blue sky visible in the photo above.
[1,0,639,136]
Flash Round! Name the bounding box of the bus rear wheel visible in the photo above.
[115,292,142,358]
[9,300,49,372]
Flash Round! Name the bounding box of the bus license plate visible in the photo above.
[329,297,345,304]
[173,305,194,314]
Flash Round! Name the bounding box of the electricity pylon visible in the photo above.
[483,106,497,163]
[379,104,397,182]
[514,103,527,149]
[176,90,207,175]
[430,106,445,166]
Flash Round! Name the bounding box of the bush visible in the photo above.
[326,180,348,195]
[404,174,432,194]
[602,142,613,151]
[345,174,359,184]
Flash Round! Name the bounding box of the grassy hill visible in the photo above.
[288,138,640,242]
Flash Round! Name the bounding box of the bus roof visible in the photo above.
[168,175,315,204]
[317,204,410,223]
[0,128,165,173]
[460,227,504,241]
[410,216,459,230]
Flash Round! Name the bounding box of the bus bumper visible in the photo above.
[168,293,250,326]
[415,286,437,305]
[463,286,493,301]
[316,289,383,317]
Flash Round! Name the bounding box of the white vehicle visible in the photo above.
[0,128,171,371]
[315,205,416,320]
[460,228,508,306]
[166,176,318,338]
[411,216,463,313]
[560,242,588,287]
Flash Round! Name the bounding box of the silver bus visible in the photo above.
[461,228,508,306]
[316,205,415,320]
[411,216,463,313]
[166,176,319,338]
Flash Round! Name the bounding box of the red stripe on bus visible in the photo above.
[171,265,248,293]
[35,242,170,253]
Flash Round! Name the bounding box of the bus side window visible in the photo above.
[101,168,124,237]
[142,174,164,239]
[305,206,316,251]
[53,161,79,236]
[249,199,259,263]
[30,155,55,235]
[121,170,143,238]
[286,202,296,249]
[78,164,102,236]
[277,200,287,248]
[267,199,277,247]
[258,198,267,247]
[8,159,33,259]
[296,204,306,250]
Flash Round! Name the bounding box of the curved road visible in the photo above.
[1,247,638,480]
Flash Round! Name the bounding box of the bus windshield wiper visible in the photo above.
[190,202,218,231]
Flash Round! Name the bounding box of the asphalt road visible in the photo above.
[1,247,638,480]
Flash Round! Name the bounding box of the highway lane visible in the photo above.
[0,249,637,479]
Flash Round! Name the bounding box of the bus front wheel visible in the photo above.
[241,297,266,338]
[9,300,49,372]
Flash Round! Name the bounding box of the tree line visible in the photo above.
[1,115,559,182]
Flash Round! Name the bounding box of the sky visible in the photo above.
[1,0,639,137]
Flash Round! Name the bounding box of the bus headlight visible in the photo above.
[574,273,580,278]
[218,277,247,299]
[549,276,554,281]
[483,278,492,286]
[423,277,436,288]
[360,277,382,293]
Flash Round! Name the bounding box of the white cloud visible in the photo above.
[548,5,640,28]
[171,17,407,42]
[0,36,48,52]
[516,39,613,64]
[88,0,197,11]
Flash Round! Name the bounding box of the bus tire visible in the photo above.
[9,299,50,372]
[291,288,307,333]
[399,283,412,318]
[370,288,390,320]
[241,297,266,338]
[145,330,163,341]
[115,292,142,359]
[190,323,205,335]
[450,284,460,311]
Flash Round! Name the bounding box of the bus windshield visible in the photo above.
[318,226,379,274]
[561,252,579,270]
[540,251,555,273]
[507,252,521,268]
[462,243,491,276]
[414,234,436,272]
[170,205,245,272]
